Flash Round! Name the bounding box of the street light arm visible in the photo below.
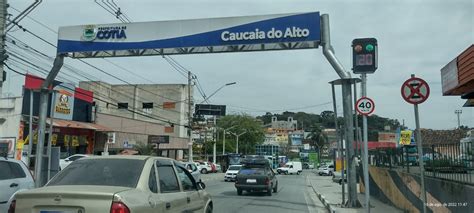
[200,82,237,104]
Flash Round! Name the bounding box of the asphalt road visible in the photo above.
[201,171,327,213]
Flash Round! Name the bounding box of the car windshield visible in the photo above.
[48,159,145,188]
[239,167,265,175]
[228,166,241,171]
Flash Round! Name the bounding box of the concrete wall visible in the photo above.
[94,113,188,152]
[361,166,474,213]
[0,96,23,140]
[79,81,192,138]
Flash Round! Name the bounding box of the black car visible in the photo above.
[235,156,278,196]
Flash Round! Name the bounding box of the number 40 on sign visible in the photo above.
[356,97,375,116]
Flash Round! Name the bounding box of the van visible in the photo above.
[276,161,303,175]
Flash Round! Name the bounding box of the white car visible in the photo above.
[198,161,214,174]
[181,162,202,182]
[277,161,303,175]
[224,165,242,182]
[0,158,35,213]
[59,154,89,170]
[318,165,335,176]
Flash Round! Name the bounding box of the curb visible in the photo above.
[309,172,337,213]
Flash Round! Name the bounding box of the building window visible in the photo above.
[117,102,128,109]
[143,102,153,109]
[163,102,176,109]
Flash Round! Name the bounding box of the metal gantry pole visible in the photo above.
[223,129,226,155]
[47,91,56,181]
[361,74,370,212]
[188,71,193,162]
[27,90,33,168]
[331,82,345,203]
[213,116,217,163]
[414,104,427,213]
[34,55,63,187]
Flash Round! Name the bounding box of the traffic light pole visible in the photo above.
[321,14,361,207]
[361,73,370,213]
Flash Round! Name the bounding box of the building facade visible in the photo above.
[79,81,192,159]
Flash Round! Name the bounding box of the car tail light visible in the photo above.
[110,201,130,213]
[8,199,16,213]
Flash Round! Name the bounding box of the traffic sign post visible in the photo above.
[356,97,375,116]
[401,74,429,213]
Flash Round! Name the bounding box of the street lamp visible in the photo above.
[455,110,462,129]
[223,126,237,155]
[200,82,237,104]
[228,130,247,153]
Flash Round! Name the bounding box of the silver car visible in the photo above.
[0,158,35,213]
[10,155,213,213]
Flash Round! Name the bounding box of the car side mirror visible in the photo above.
[198,182,206,190]
[65,159,70,162]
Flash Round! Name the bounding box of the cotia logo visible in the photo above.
[82,25,127,41]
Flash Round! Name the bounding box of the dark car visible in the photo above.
[235,156,278,196]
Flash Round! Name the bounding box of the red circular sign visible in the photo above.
[401,77,430,104]
[356,97,375,115]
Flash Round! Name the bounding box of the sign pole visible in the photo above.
[414,103,427,213]
[361,73,370,213]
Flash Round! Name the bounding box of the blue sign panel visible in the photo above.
[57,12,321,58]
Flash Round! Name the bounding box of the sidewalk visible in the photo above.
[307,171,403,213]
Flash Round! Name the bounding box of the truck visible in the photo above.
[276,161,303,175]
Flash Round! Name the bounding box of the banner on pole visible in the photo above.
[399,130,412,145]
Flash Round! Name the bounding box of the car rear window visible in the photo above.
[48,159,145,188]
[239,167,265,175]
[228,166,241,171]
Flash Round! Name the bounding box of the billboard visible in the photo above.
[195,104,226,116]
[53,83,75,120]
[57,12,321,58]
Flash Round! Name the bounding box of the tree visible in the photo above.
[307,125,327,150]
[216,114,265,155]
[134,142,156,156]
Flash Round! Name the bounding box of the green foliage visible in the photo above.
[134,142,156,156]
[216,114,265,155]
[307,124,327,148]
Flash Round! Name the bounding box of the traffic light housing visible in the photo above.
[352,38,377,74]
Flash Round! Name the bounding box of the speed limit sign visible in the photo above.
[356,97,375,116]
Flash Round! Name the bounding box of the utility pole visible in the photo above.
[0,0,7,95]
[361,74,370,213]
[455,110,462,129]
[212,116,216,163]
[188,71,193,162]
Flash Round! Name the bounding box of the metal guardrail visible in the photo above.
[368,142,473,185]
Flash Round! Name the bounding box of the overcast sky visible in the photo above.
[3,0,473,130]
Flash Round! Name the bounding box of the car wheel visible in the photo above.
[273,182,278,193]
[297,171,301,175]
[201,168,208,174]
[284,171,288,175]
[267,186,273,196]
[339,179,342,185]
[205,203,213,213]
[237,189,243,196]
[224,179,227,182]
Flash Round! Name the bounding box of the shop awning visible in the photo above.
[47,119,112,131]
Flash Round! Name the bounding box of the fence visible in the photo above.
[368,141,474,185]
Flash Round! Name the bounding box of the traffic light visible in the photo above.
[352,38,377,74]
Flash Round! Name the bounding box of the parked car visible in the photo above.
[235,156,278,196]
[303,162,314,169]
[215,163,222,172]
[59,154,90,170]
[198,161,215,174]
[224,165,242,182]
[332,170,347,184]
[181,161,202,183]
[9,155,213,213]
[318,164,335,176]
[0,158,35,213]
[276,161,303,175]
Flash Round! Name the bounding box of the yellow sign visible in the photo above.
[72,136,79,147]
[400,130,412,145]
[52,134,58,146]
[64,135,70,147]
[16,139,24,150]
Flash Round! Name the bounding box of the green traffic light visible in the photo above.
[366,44,374,52]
